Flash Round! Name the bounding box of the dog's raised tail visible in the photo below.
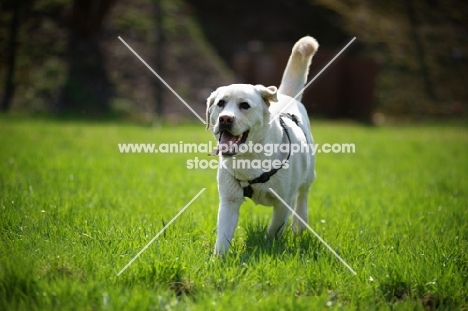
[278,36,319,101]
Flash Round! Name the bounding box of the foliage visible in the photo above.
[312,0,468,115]
[0,0,233,118]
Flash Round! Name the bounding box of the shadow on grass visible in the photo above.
[118,260,194,298]
[379,276,461,310]
[238,220,324,262]
[0,261,41,309]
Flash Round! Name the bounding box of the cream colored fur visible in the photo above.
[206,36,319,254]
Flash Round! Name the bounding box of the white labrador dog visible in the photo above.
[206,36,318,254]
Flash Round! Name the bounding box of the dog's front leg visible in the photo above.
[215,199,242,254]
[214,168,243,255]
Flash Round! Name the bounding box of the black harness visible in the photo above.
[237,113,302,198]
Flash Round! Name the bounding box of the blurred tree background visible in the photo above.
[0,0,467,121]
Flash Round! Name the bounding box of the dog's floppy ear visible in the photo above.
[255,85,278,106]
[205,89,218,130]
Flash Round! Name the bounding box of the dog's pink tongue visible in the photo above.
[219,131,236,145]
[209,131,237,156]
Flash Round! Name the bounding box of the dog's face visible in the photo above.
[206,84,278,156]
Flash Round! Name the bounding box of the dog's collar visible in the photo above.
[238,113,300,198]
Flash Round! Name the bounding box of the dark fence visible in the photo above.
[232,44,378,122]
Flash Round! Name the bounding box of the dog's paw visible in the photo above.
[291,222,307,236]
[212,251,227,259]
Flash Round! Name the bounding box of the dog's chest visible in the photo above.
[249,184,278,205]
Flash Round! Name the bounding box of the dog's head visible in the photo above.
[206,84,277,156]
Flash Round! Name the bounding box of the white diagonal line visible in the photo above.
[118,36,206,124]
[269,37,356,124]
[268,188,357,275]
[117,188,206,276]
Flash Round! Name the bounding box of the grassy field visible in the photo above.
[1,116,467,310]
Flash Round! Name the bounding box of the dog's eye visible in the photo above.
[217,100,226,108]
[239,102,250,110]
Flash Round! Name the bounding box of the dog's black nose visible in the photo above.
[219,115,234,125]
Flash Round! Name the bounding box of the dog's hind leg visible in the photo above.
[267,198,293,239]
[292,184,311,235]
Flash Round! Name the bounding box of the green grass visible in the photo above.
[1,116,467,310]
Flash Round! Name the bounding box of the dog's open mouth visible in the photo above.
[211,131,249,156]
